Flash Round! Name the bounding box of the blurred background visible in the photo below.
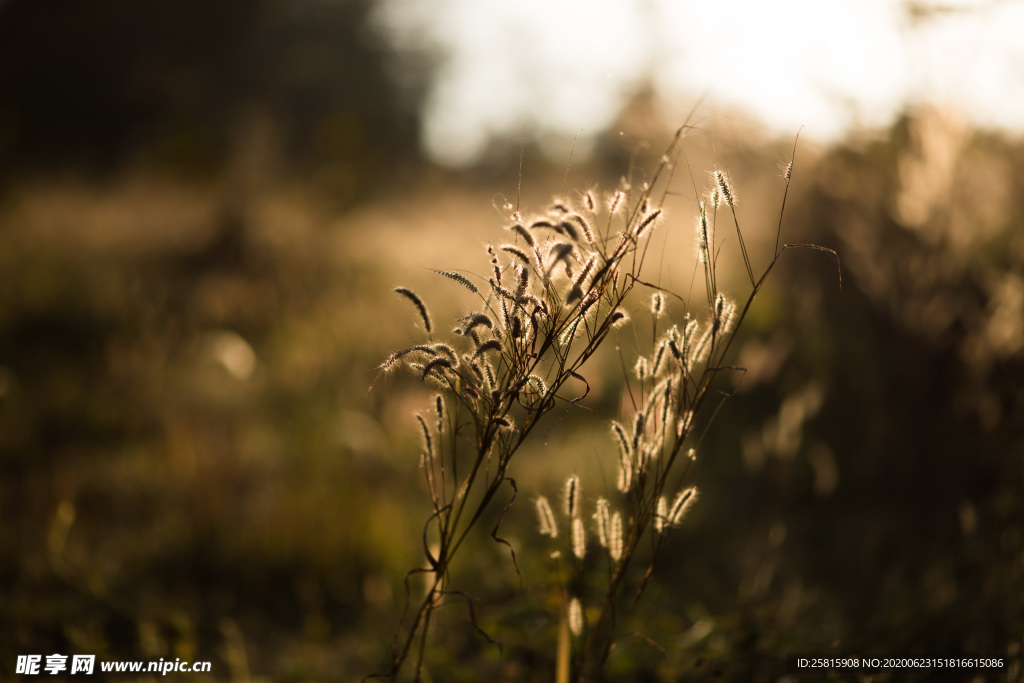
[1,0,1022,680]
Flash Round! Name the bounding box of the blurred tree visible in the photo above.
[0,0,425,192]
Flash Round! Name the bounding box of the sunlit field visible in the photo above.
[2,2,1023,681]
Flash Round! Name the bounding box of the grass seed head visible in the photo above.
[564,475,579,518]
[696,202,710,264]
[473,339,502,359]
[609,512,623,560]
[565,212,595,245]
[557,220,580,242]
[433,269,478,294]
[500,244,532,266]
[550,200,570,214]
[415,413,433,459]
[568,598,583,636]
[714,170,735,207]
[656,496,668,533]
[632,412,645,454]
[525,374,548,395]
[508,223,536,247]
[668,487,699,526]
[634,356,649,381]
[571,517,586,559]
[634,208,662,239]
[420,357,452,383]
[536,496,558,538]
[651,291,665,317]
[593,497,611,547]
[394,287,432,334]
[608,189,625,215]
[609,308,630,328]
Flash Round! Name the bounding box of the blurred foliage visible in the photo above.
[3,109,1022,680]
[0,0,425,202]
[0,9,1022,674]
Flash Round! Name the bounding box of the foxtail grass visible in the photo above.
[370,124,838,682]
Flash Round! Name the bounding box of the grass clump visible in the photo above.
[371,123,837,682]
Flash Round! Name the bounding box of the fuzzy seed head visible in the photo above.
[514,263,530,298]
[609,511,623,561]
[611,422,630,461]
[656,496,668,533]
[651,291,665,317]
[536,496,558,538]
[508,223,536,247]
[546,242,573,275]
[652,340,668,377]
[564,475,579,518]
[571,517,586,559]
[559,317,583,348]
[658,379,674,436]
[569,254,596,297]
[415,413,433,459]
[608,190,625,215]
[565,213,596,245]
[714,170,735,207]
[568,598,583,636]
[712,294,737,336]
[525,374,548,395]
[634,356,649,382]
[609,309,630,329]
[420,357,452,383]
[689,324,713,367]
[696,203,710,264]
[709,185,721,209]
[473,339,502,359]
[683,318,698,352]
[461,313,494,335]
[594,497,611,547]
[431,343,457,364]
[634,208,662,239]
[510,314,523,341]
[433,270,478,294]
[380,348,428,374]
[632,412,645,454]
[668,339,683,363]
[667,487,699,526]
[394,287,432,334]
[556,220,580,242]
[578,289,600,318]
[501,244,532,266]
[616,459,632,493]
